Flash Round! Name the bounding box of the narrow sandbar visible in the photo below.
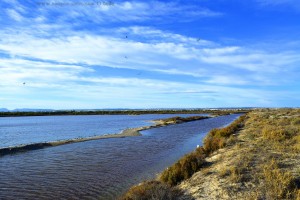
[0,115,210,157]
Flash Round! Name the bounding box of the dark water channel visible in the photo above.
[0,114,240,200]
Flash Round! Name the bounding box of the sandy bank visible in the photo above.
[178,109,300,199]
[121,109,300,200]
[0,128,143,157]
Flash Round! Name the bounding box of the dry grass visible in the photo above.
[219,167,230,178]
[293,135,300,152]
[160,115,247,186]
[262,159,296,199]
[121,115,248,199]
[160,147,207,186]
[122,109,300,200]
[203,115,247,154]
[296,189,300,200]
[222,109,300,199]
[119,181,182,200]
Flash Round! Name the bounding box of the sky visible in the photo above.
[0,0,300,109]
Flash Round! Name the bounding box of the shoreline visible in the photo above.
[0,109,248,117]
[0,115,210,157]
[121,109,300,200]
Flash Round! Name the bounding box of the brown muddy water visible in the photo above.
[0,114,240,200]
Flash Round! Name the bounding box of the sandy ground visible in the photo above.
[178,110,300,200]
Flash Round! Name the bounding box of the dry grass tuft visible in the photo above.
[120,181,182,200]
[160,115,247,186]
[262,159,296,199]
[203,115,247,154]
[160,147,207,186]
[296,189,300,200]
[219,167,230,178]
[293,135,300,152]
[291,118,300,125]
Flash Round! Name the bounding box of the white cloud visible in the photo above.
[204,75,249,85]
[1,0,300,108]
[257,0,297,6]
[117,26,214,46]
[0,27,299,88]
[6,9,24,21]
[256,0,300,10]
[202,46,240,55]
[0,57,181,90]
[152,68,206,77]
[30,1,222,24]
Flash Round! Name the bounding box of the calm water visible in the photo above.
[0,114,240,200]
[0,114,205,148]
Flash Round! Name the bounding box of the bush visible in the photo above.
[203,115,247,154]
[203,134,226,154]
[263,159,296,199]
[160,147,206,186]
[294,135,300,152]
[125,114,248,195]
[291,118,300,125]
[262,125,297,142]
[161,115,247,185]
[296,189,300,200]
[120,181,182,200]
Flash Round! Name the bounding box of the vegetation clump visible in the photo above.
[159,115,247,186]
[203,115,247,154]
[121,114,248,199]
[120,181,182,200]
[0,109,249,117]
[157,116,210,125]
[219,109,300,199]
[263,159,296,199]
[123,111,300,200]
[160,147,207,186]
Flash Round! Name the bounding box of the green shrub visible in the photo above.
[203,135,226,154]
[120,181,181,200]
[161,115,247,186]
[160,147,206,186]
[203,115,247,154]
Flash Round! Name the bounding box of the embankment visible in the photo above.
[121,109,300,200]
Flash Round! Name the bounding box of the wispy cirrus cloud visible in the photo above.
[257,0,298,6]
[256,0,300,10]
[6,9,24,21]
[2,55,294,109]
[1,26,298,80]
[1,1,222,26]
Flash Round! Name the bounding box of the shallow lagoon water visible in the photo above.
[0,114,240,200]
[0,114,204,148]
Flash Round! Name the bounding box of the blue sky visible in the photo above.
[0,0,300,109]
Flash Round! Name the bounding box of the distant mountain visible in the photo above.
[0,108,9,112]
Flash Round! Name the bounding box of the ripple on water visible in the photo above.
[0,114,241,200]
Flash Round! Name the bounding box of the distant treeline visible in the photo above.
[0,109,250,117]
